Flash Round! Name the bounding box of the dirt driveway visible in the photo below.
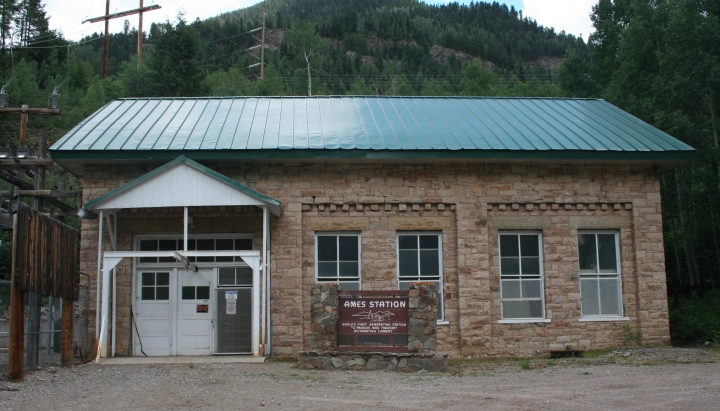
[1,348,718,410]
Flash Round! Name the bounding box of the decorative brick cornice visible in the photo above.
[487,202,633,211]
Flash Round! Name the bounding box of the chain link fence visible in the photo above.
[0,274,90,380]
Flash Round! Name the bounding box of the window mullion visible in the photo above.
[336,236,341,281]
[517,235,523,299]
[416,235,421,278]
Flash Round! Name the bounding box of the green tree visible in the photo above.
[557,49,596,98]
[284,19,327,96]
[347,77,375,95]
[0,0,18,49]
[421,79,455,96]
[145,20,205,97]
[459,61,495,96]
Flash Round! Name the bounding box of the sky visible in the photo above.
[40,0,596,43]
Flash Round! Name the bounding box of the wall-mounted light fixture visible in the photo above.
[77,208,98,219]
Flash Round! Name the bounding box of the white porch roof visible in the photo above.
[82,156,282,216]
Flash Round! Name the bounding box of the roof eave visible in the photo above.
[51,148,696,177]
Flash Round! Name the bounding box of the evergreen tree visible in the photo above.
[145,20,205,97]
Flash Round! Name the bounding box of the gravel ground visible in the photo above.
[1,347,718,410]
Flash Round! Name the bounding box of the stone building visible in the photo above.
[49,96,694,358]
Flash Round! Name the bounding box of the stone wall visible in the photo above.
[79,162,670,358]
[310,283,339,351]
[408,282,439,354]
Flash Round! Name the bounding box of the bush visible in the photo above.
[670,290,720,344]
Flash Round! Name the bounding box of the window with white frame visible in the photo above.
[499,232,545,319]
[578,231,623,317]
[315,233,361,290]
[137,234,253,264]
[397,233,444,320]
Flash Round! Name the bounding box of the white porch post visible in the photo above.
[252,255,261,356]
[100,256,123,358]
[105,212,118,357]
[183,207,188,251]
[95,210,104,338]
[261,206,267,355]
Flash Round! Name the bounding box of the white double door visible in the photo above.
[134,268,214,356]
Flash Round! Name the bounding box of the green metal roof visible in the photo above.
[50,96,694,175]
[83,156,282,215]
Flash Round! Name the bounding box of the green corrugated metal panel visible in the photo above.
[50,96,694,159]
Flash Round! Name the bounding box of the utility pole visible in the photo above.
[104,0,109,78]
[82,1,161,78]
[137,0,144,68]
[260,10,266,80]
[2,103,61,382]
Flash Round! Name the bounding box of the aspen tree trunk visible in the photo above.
[305,52,312,97]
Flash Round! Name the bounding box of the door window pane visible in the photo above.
[155,286,170,300]
[142,272,155,286]
[141,287,155,300]
[196,286,210,300]
[182,286,195,300]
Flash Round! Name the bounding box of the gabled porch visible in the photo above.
[80,156,281,358]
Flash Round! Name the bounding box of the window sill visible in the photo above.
[578,317,630,322]
[498,319,551,324]
[437,320,450,326]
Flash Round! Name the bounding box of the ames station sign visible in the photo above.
[338,291,409,351]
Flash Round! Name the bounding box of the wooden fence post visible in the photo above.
[61,298,74,367]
